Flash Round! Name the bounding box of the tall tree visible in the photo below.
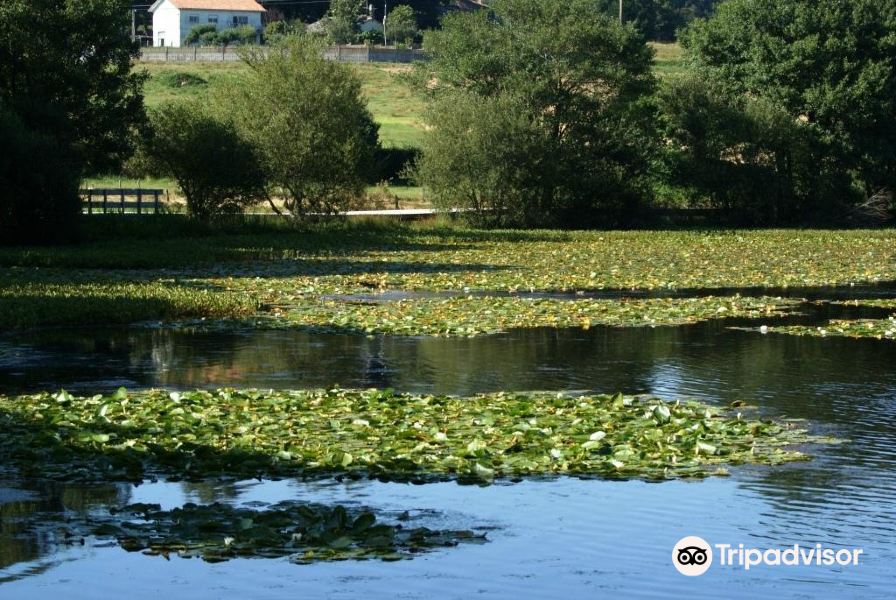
[415,0,656,228]
[0,0,145,243]
[672,0,896,220]
[326,0,365,43]
[223,38,379,218]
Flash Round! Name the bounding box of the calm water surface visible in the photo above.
[1,316,895,598]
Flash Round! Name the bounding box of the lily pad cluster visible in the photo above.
[0,277,255,329]
[254,294,800,337]
[761,317,896,341]
[2,228,895,332]
[0,388,833,483]
[96,501,486,563]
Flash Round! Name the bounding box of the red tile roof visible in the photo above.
[166,0,266,12]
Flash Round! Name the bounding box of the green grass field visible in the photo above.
[139,61,426,149]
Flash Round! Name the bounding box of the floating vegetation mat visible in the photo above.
[237,295,800,337]
[28,501,486,564]
[0,388,836,484]
[758,317,896,341]
[832,299,896,310]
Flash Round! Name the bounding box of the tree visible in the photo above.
[224,38,379,218]
[326,0,364,44]
[673,0,896,221]
[136,103,266,221]
[0,0,145,174]
[0,105,81,244]
[0,0,145,243]
[386,5,418,45]
[414,0,656,228]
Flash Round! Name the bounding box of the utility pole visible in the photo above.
[383,1,388,46]
[619,0,623,23]
[131,8,137,43]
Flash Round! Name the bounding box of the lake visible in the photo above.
[1,313,894,598]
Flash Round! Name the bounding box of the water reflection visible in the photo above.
[0,481,130,573]
[1,321,895,597]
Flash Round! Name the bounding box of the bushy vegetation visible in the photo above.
[415,0,657,228]
[661,0,896,224]
[0,0,144,243]
[223,39,380,218]
[184,24,259,46]
[134,102,266,221]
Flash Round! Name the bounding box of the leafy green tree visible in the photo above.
[224,39,379,218]
[136,103,266,221]
[415,0,656,228]
[326,0,364,43]
[0,0,144,243]
[673,0,896,221]
[264,20,305,45]
[615,1,720,41]
[0,105,81,244]
[386,5,418,45]
[0,0,145,174]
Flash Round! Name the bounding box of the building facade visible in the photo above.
[149,0,265,48]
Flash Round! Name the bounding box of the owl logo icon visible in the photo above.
[673,536,713,576]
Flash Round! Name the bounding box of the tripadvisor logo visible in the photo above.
[673,536,713,576]
[673,536,864,576]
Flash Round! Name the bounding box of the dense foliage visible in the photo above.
[664,0,896,223]
[184,24,258,46]
[416,0,656,228]
[0,106,81,244]
[385,4,419,45]
[609,0,720,41]
[136,103,267,221]
[0,0,145,243]
[326,0,365,43]
[224,39,380,218]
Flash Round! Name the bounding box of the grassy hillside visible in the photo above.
[139,62,426,149]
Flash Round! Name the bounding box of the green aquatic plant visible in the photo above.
[756,317,896,341]
[102,502,486,563]
[252,294,801,337]
[0,388,835,484]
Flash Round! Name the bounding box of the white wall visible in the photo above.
[152,0,180,48]
[153,1,263,47]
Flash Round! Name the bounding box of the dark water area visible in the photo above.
[1,313,896,598]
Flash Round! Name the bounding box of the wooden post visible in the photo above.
[103,190,108,213]
[194,46,198,61]
[154,190,160,214]
[137,188,142,214]
[87,190,93,215]
[120,188,125,213]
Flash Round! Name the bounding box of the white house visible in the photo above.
[149,0,265,48]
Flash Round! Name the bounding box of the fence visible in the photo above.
[139,45,426,64]
[81,189,165,215]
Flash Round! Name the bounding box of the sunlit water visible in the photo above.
[1,311,895,598]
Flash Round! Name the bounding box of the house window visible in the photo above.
[232,15,249,25]
[188,15,199,24]
[208,15,218,24]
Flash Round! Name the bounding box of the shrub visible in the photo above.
[137,103,266,221]
[224,38,379,218]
